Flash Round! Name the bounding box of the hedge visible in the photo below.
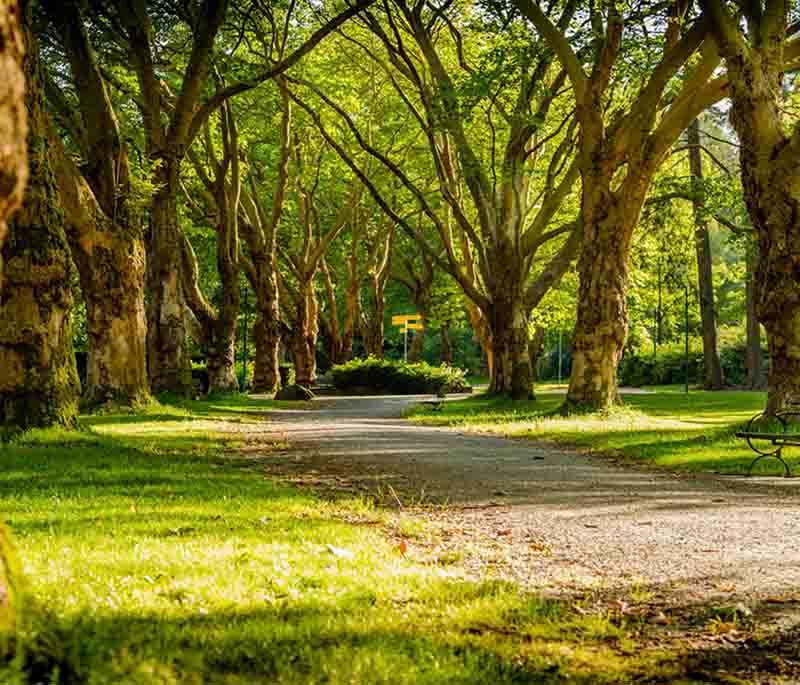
[330,357,470,395]
[618,342,763,387]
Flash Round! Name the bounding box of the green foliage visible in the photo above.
[330,357,470,395]
[618,335,764,387]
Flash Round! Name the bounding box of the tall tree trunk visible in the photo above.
[362,275,386,358]
[253,314,280,392]
[745,248,765,390]
[243,240,281,397]
[290,280,318,388]
[73,229,149,404]
[565,194,629,412]
[49,135,150,405]
[0,13,79,430]
[0,0,26,288]
[688,119,725,390]
[206,322,238,393]
[488,293,532,400]
[44,0,150,406]
[147,168,191,395]
[725,62,800,413]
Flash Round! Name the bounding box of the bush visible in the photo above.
[330,357,471,395]
[618,340,765,387]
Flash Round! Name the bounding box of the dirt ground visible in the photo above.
[236,395,800,683]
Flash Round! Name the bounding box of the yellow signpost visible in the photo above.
[392,314,424,360]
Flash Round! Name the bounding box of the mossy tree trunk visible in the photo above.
[700,0,800,413]
[361,219,394,359]
[517,0,725,412]
[565,186,629,412]
[42,0,149,406]
[0,8,79,430]
[240,83,291,394]
[487,283,532,400]
[289,278,319,388]
[0,0,26,641]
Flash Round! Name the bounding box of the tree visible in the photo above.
[278,139,361,388]
[43,0,149,406]
[0,0,26,285]
[319,199,395,364]
[239,84,292,394]
[92,0,375,394]
[516,0,727,411]
[700,0,800,413]
[359,210,395,358]
[0,2,80,430]
[183,97,243,393]
[293,0,583,398]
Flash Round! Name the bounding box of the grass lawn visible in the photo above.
[0,396,684,684]
[407,388,798,476]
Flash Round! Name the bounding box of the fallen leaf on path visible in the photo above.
[497,528,513,537]
[398,540,408,556]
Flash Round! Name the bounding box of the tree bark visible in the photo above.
[745,248,765,390]
[250,256,281,393]
[38,0,153,406]
[488,293,532,400]
[701,1,800,412]
[147,167,192,395]
[730,61,799,412]
[0,0,26,290]
[289,280,318,388]
[688,119,725,390]
[74,227,149,404]
[0,11,80,430]
[565,187,630,412]
[362,273,386,358]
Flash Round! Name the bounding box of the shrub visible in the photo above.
[618,340,765,387]
[330,357,470,395]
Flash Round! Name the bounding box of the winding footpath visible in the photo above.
[258,395,800,607]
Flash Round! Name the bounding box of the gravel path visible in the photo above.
[257,395,800,608]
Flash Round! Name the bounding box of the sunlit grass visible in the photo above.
[0,396,681,683]
[407,389,792,475]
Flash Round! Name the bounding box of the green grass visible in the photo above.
[407,389,797,476]
[1,397,681,684]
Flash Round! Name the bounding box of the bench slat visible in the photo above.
[736,432,800,444]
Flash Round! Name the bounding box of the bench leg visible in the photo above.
[747,448,792,478]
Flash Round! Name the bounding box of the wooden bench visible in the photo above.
[735,406,800,477]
